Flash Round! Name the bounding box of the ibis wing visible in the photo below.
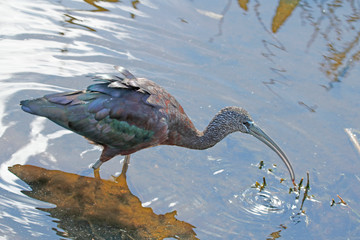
[43,85,168,154]
[22,69,172,154]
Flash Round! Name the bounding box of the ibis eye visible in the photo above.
[243,121,251,128]
[243,121,253,132]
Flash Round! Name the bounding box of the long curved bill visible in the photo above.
[247,123,296,185]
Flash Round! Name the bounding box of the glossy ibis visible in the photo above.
[20,66,295,184]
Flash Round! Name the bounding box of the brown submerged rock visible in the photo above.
[9,164,197,240]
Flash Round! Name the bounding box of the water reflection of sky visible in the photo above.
[0,0,359,239]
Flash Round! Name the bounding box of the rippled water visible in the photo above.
[239,188,289,216]
[1,0,360,239]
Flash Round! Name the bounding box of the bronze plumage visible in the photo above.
[20,66,295,184]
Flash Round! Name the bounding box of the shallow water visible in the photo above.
[1,0,360,239]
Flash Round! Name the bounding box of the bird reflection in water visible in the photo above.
[8,160,197,240]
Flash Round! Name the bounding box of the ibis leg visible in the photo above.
[113,155,131,183]
[92,160,102,179]
[121,155,131,175]
[92,146,121,178]
[92,160,103,170]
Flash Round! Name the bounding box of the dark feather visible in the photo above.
[19,67,180,157]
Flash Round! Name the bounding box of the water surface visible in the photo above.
[1,0,359,239]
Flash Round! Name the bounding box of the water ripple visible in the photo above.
[231,186,291,218]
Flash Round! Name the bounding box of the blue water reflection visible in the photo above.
[1,0,360,239]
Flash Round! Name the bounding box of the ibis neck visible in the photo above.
[173,109,240,150]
